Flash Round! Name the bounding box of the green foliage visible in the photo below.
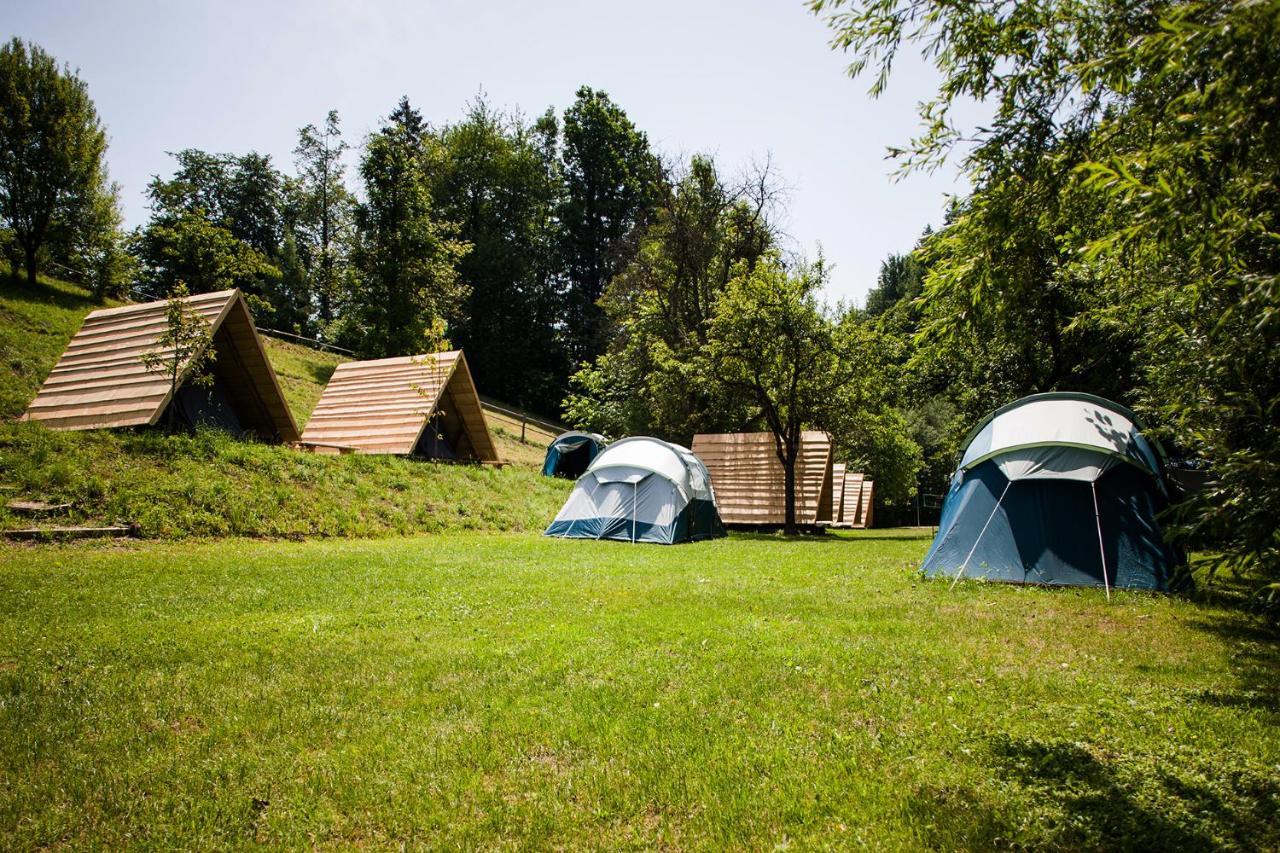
[0,532,1276,847]
[131,149,285,317]
[701,255,920,530]
[426,98,568,412]
[864,249,924,317]
[558,87,665,363]
[291,110,353,331]
[563,155,775,440]
[0,37,115,286]
[815,0,1280,594]
[348,98,470,357]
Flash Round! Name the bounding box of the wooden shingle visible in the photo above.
[299,351,499,461]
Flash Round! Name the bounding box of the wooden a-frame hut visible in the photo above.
[22,289,299,441]
[299,351,500,462]
[690,431,834,527]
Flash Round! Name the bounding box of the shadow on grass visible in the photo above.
[1,272,99,313]
[305,360,338,386]
[906,736,1279,851]
[1189,615,1280,720]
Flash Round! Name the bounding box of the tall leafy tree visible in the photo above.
[131,150,285,320]
[813,0,1280,598]
[348,97,470,357]
[699,254,917,533]
[427,99,567,412]
[564,154,777,440]
[558,86,664,363]
[0,38,115,285]
[292,110,353,331]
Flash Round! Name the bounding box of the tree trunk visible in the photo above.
[783,453,797,535]
[24,244,38,286]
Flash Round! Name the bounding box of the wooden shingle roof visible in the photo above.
[299,351,499,460]
[691,431,833,526]
[22,289,299,441]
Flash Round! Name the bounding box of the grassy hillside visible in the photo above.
[0,272,569,538]
[0,530,1275,848]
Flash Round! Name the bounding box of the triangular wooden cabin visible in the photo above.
[690,431,833,527]
[22,289,299,441]
[299,351,500,462]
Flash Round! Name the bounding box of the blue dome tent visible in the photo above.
[542,431,608,478]
[545,437,726,544]
[921,393,1184,593]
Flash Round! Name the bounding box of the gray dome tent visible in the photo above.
[921,393,1184,592]
[544,437,726,544]
[542,431,608,478]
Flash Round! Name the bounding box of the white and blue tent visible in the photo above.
[921,393,1184,592]
[545,436,726,544]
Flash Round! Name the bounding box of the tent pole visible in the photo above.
[950,480,1011,590]
[1091,480,1112,602]
[632,481,637,544]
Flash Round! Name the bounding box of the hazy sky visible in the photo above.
[6,0,976,304]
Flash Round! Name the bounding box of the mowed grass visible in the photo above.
[1,530,1276,849]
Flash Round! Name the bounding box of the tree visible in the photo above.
[132,150,286,318]
[0,38,113,285]
[348,98,470,357]
[139,283,216,431]
[426,99,567,412]
[699,254,907,533]
[563,154,778,440]
[864,248,924,317]
[293,110,353,330]
[558,87,664,363]
[812,0,1280,601]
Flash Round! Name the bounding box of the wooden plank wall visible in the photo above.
[300,351,499,461]
[691,431,833,526]
[829,462,847,523]
[22,289,297,441]
[840,471,876,528]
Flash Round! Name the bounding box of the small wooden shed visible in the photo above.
[22,289,299,441]
[691,431,834,527]
[299,351,499,461]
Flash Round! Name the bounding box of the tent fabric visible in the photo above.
[922,393,1183,591]
[545,437,726,544]
[542,431,608,478]
[959,392,1163,479]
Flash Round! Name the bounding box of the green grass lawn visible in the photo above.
[1,529,1275,849]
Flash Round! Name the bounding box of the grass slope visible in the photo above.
[0,273,569,537]
[0,530,1275,848]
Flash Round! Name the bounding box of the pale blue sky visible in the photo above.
[6,0,975,304]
